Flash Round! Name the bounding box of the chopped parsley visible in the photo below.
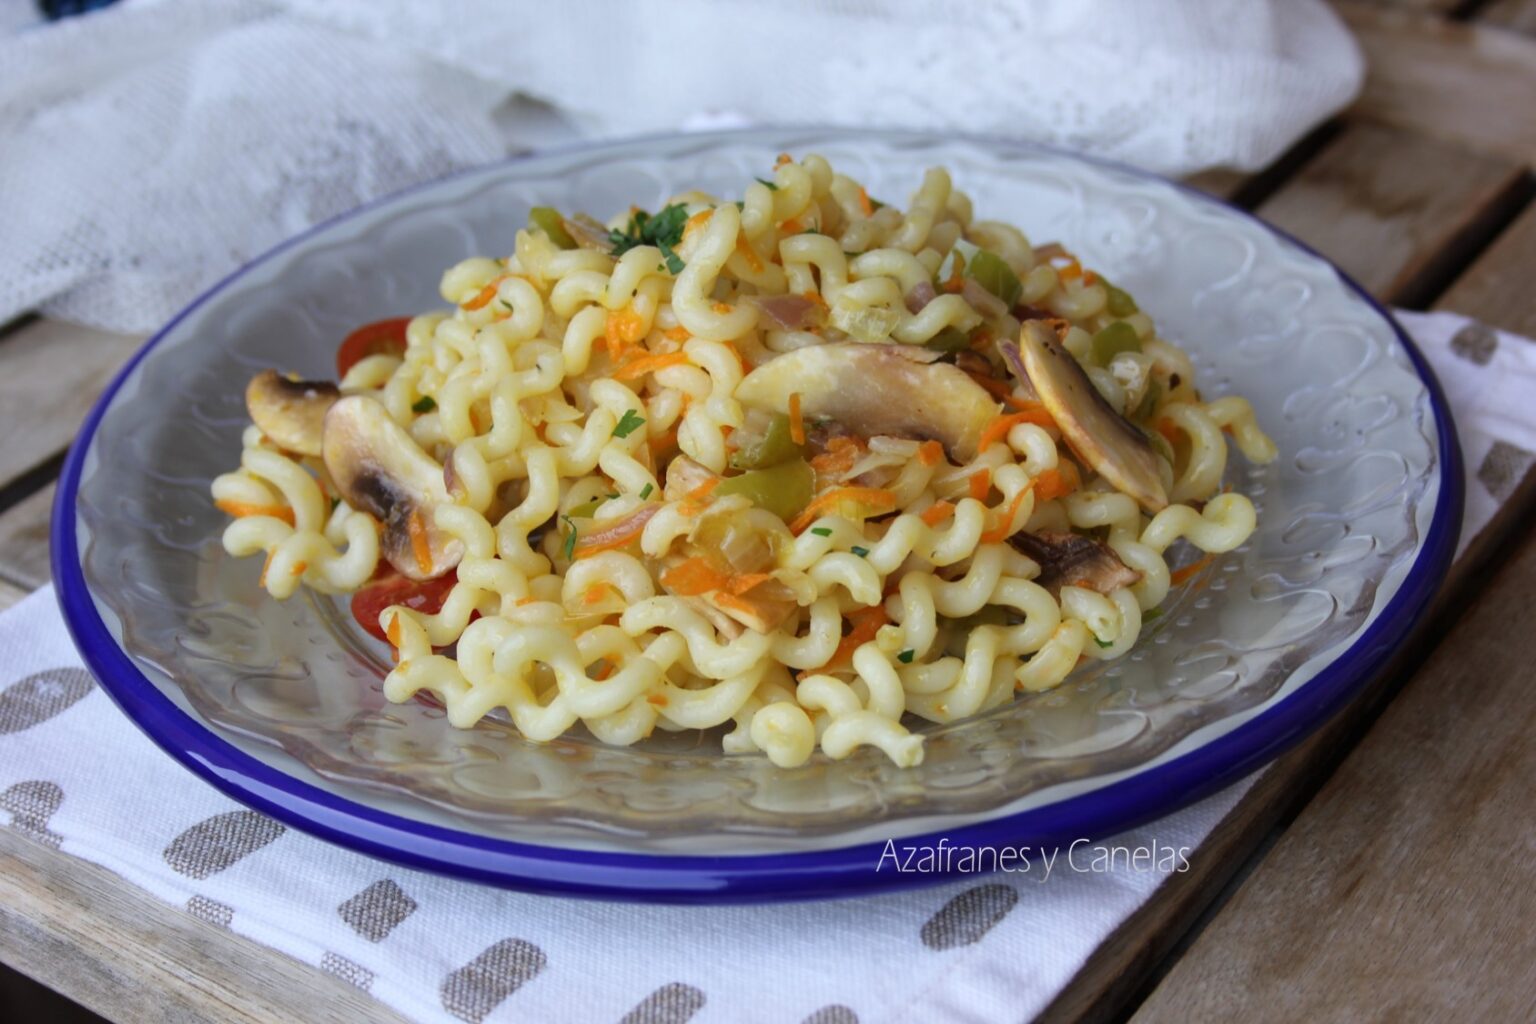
[755,177,779,191]
[851,545,870,558]
[869,197,887,211]
[561,515,578,561]
[613,409,646,438]
[1094,637,1114,649]
[897,649,915,664]
[499,299,514,312]
[411,396,436,413]
[811,527,833,537]
[608,203,689,257]
[639,483,654,499]
[330,497,341,512]
[657,239,685,275]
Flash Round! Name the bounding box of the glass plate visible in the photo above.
[54,128,1462,902]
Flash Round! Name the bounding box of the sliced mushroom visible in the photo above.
[322,395,463,580]
[246,370,340,456]
[1016,321,1167,512]
[734,342,998,461]
[1009,530,1142,597]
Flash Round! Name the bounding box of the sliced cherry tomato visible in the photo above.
[336,317,412,378]
[350,568,459,643]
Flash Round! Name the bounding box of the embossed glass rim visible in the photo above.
[53,127,1463,902]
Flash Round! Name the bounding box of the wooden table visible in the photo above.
[2,3,1535,1021]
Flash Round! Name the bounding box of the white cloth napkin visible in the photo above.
[0,310,1529,1022]
[0,0,1363,333]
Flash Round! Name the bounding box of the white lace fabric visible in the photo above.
[0,0,1362,333]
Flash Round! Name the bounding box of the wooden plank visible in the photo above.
[1435,196,1536,338]
[1254,121,1528,305]
[1477,0,1536,38]
[0,828,411,1024]
[0,320,142,492]
[0,483,52,591]
[1336,1,1536,164]
[1047,186,1536,1021]
[1347,0,1464,12]
[1130,519,1536,1022]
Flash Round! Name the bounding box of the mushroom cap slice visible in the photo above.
[246,370,340,457]
[1008,530,1142,597]
[322,395,463,581]
[734,342,997,461]
[1017,321,1168,513]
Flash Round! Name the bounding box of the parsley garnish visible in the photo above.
[330,497,341,512]
[657,240,685,274]
[800,226,821,235]
[411,396,436,413]
[1094,637,1113,649]
[561,515,578,561]
[734,200,745,210]
[811,527,833,537]
[851,545,870,558]
[639,483,654,499]
[755,177,779,191]
[870,197,887,210]
[609,203,689,257]
[897,649,915,664]
[499,299,514,311]
[613,409,646,438]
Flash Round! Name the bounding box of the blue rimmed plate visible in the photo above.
[54,128,1461,902]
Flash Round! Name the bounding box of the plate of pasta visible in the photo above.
[55,129,1460,901]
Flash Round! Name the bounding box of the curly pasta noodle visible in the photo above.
[214,156,1276,768]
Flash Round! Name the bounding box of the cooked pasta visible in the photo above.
[212,155,1276,768]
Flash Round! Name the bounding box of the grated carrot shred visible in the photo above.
[462,275,508,311]
[801,289,828,309]
[980,488,1032,544]
[779,216,803,233]
[386,613,401,661]
[258,549,275,588]
[663,326,691,342]
[408,509,433,575]
[712,301,733,314]
[679,478,720,516]
[727,572,775,595]
[920,501,955,527]
[660,557,730,597]
[515,596,538,607]
[593,660,615,681]
[787,393,805,445]
[968,469,992,502]
[819,606,888,670]
[775,152,793,168]
[581,582,616,607]
[215,499,295,526]
[613,351,690,381]
[736,236,763,273]
[646,692,668,705]
[917,440,944,467]
[856,186,873,218]
[809,435,865,478]
[788,486,897,534]
[978,405,1056,451]
[291,560,307,577]
[1156,417,1181,445]
[1170,554,1216,586]
[683,209,714,245]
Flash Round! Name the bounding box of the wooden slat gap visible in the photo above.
[0,449,64,523]
[1223,120,1346,212]
[1390,170,1535,308]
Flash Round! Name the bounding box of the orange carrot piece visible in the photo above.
[613,351,690,381]
[788,392,805,445]
[663,326,691,342]
[968,469,992,502]
[215,499,295,526]
[917,441,944,467]
[1169,554,1216,586]
[660,557,731,597]
[856,186,873,218]
[408,509,433,575]
[980,488,1031,544]
[920,501,955,527]
[462,275,508,311]
[788,487,898,534]
[820,605,888,670]
[978,405,1056,451]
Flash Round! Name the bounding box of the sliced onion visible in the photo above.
[905,280,937,314]
[961,279,1010,320]
[564,214,613,251]
[748,293,821,331]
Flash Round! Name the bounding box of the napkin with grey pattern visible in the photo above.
[0,309,1528,1023]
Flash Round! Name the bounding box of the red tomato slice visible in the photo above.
[336,317,412,378]
[350,569,459,644]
